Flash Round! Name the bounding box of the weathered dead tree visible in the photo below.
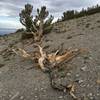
[12,44,87,72]
[12,44,87,99]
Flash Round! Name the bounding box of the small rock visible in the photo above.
[89,93,93,96]
[67,72,71,76]
[81,66,87,71]
[78,80,84,84]
[88,93,94,100]
[35,95,38,98]
[43,89,46,92]
[42,94,47,97]
[20,96,24,99]
[42,81,45,85]
[89,96,95,100]
[40,88,44,91]
[58,96,63,99]
[89,57,93,60]
[34,88,38,91]
[82,96,90,100]
[76,74,80,77]
[97,93,100,96]
[9,94,12,97]
[80,84,86,87]
[35,98,39,100]
[87,84,90,87]
[97,66,100,68]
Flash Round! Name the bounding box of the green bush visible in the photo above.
[19,4,54,41]
[21,32,34,40]
[61,4,100,21]
[15,28,25,33]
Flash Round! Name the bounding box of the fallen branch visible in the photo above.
[10,92,19,100]
[12,48,35,60]
[67,83,77,99]
[97,80,100,84]
[49,70,78,100]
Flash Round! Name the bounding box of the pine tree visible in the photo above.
[19,4,33,32]
[19,5,54,42]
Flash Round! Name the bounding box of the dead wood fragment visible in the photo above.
[96,80,100,84]
[49,70,78,100]
[12,48,35,60]
[67,83,77,100]
[10,92,19,100]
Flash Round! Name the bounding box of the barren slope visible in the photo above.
[0,13,100,100]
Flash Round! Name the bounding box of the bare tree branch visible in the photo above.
[12,48,34,60]
[12,43,87,72]
[32,21,38,32]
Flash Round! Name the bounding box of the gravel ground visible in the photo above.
[0,13,100,100]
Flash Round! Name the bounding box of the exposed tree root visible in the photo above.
[12,43,87,99]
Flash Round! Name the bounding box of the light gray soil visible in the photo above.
[0,13,100,100]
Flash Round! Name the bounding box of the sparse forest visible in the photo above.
[61,4,100,21]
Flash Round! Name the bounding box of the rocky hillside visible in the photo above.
[0,13,100,100]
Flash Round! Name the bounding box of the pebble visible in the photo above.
[9,94,12,97]
[40,88,44,91]
[20,96,24,99]
[42,81,45,85]
[58,96,63,99]
[87,84,89,87]
[81,66,87,71]
[67,72,71,76]
[80,84,86,87]
[35,98,39,100]
[88,93,94,100]
[78,79,84,84]
[89,96,95,100]
[89,93,93,96]
[35,95,38,98]
[76,74,80,77]
[89,57,93,60]
[96,66,100,68]
[40,88,46,92]
[97,93,100,96]
[34,88,38,91]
